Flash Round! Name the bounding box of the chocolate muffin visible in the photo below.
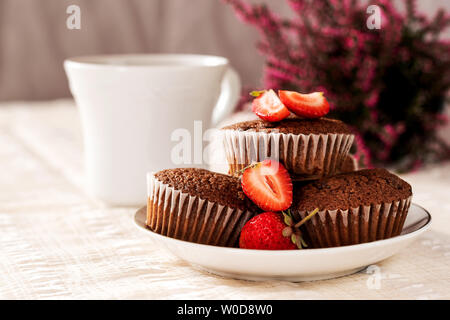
[290,168,412,248]
[337,154,358,173]
[221,118,354,180]
[146,168,258,247]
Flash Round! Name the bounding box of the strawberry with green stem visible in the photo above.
[281,208,319,249]
[239,208,319,250]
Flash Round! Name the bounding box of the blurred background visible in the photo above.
[0,0,272,101]
[0,0,449,171]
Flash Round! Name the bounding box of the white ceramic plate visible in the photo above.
[134,204,431,282]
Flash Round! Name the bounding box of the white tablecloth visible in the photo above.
[1,100,449,299]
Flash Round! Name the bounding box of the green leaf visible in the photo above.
[291,234,297,245]
[249,90,265,97]
[300,237,308,248]
[291,234,302,249]
[286,209,292,218]
[282,212,293,226]
[282,227,292,237]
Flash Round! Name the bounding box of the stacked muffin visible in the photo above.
[222,117,354,180]
[146,89,412,249]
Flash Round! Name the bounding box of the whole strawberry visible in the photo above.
[239,212,297,250]
[239,209,320,250]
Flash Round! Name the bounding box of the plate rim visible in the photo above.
[134,203,432,255]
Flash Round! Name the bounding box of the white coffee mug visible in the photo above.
[64,54,240,206]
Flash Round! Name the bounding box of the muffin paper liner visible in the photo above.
[291,196,412,248]
[222,130,354,180]
[146,173,254,247]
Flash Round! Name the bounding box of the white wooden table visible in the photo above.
[1,100,449,299]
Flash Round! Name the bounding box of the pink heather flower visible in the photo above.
[415,13,428,24]
[396,122,406,135]
[321,27,343,38]
[397,48,411,62]
[379,0,403,24]
[287,0,306,12]
[383,124,399,142]
[353,132,373,169]
[266,56,304,75]
[355,58,376,92]
[384,124,395,135]
[370,110,379,122]
[345,37,356,49]
[265,66,295,82]
[365,91,379,108]
[436,113,449,123]
[422,60,432,73]
[230,1,254,24]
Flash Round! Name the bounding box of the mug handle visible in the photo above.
[211,67,241,126]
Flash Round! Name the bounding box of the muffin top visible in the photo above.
[153,168,257,211]
[293,168,412,211]
[222,118,352,135]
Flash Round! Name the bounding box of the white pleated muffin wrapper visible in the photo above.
[146,173,254,247]
[222,130,354,180]
[291,196,412,248]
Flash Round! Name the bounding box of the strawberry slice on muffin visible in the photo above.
[251,89,291,122]
[279,90,330,118]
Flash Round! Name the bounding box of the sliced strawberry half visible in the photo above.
[278,90,330,118]
[251,89,290,122]
[241,160,293,212]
